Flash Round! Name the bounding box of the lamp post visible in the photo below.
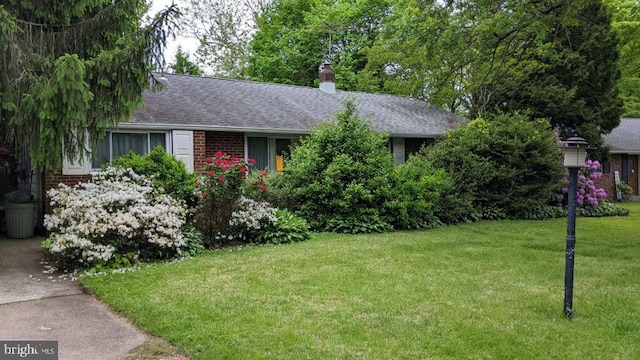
[562,137,588,319]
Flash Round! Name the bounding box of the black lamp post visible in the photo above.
[562,137,588,319]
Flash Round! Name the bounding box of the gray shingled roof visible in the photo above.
[125,73,468,137]
[604,118,640,153]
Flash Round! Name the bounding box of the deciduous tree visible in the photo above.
[604,0,640,117]
[364,0,622,159]
[183,0,269,78]
[246,0,390,91]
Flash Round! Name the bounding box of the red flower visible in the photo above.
[254,180,261,186]
[247,158,256,164]
[218,176,226,183]
[260,171,268,178]
[220,164,229,171]
[215,151,224,157]
[230,156,239,162]
[208,170,215,176]
[260,185,268,191]
[239,167,247,173]
[204,157,212,163]
[202,193,207,199]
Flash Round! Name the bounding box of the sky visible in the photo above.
[148,0,199,66]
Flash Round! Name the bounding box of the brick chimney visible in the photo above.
[319,62,336,93]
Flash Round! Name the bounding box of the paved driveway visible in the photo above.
[0,237,149,360]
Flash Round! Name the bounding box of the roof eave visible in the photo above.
[115,122,445,138]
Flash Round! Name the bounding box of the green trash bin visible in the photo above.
[4,202,37,238]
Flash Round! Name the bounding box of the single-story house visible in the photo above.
[599,118,640,200]
[46,64,468,194]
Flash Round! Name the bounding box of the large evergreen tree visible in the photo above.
[0,1,180,170]
[170,46,203,75]
[490,0,623,159]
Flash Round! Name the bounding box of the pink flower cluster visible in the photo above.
[195,151,267,199]
[560,159,607,207]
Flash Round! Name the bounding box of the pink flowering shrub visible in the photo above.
[557,159,607,208]
[194,152,268,245]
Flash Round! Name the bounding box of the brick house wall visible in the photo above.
[41,170,91,215]
[194,130,206,174]
[596,154,622,200]
[204,131,245,160]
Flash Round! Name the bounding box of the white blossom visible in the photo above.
[230,196,277,230]
[44,166,187,268]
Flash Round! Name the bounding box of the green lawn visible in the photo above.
[81,203,640,359]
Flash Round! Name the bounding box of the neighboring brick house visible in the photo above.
[54,65,467,191]
[598,118,640,200]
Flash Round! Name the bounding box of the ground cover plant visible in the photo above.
[81,203,640,359]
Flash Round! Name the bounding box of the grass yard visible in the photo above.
[81,203,640,359]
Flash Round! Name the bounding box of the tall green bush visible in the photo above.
[384,155,452,229]
[111,146,198,209]
[423,113,564,222]
[281,98,395,232]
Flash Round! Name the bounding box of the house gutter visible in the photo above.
[113,122,441,138]
[114,122,311,135]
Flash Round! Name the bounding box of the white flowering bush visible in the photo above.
[229,197,312,245]
[202,196,277,244]
[230,196,277,232]
[43,166,188,270]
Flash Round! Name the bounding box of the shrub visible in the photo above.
[255,209,311,244]
[194,152,267,245]
[578,202,630,217]
[243,170,296,209]
[384,155,450,229]
[552,158,628,217]
[616,182,634,202]
[111,146,198,209]
[324,212,393,234]
[424,113,564,222]
[557,159,607,208]
[229,196,278,242]
[43,167,188,271]
[521,205,567,220]
[280,97,395,232]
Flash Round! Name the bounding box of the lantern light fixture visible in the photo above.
[563,137,589,168]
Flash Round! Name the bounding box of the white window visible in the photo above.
[92,131,170,169]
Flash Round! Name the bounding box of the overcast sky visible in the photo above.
[148,0,199,66]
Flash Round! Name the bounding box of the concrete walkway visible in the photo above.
[0,237,149,360]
